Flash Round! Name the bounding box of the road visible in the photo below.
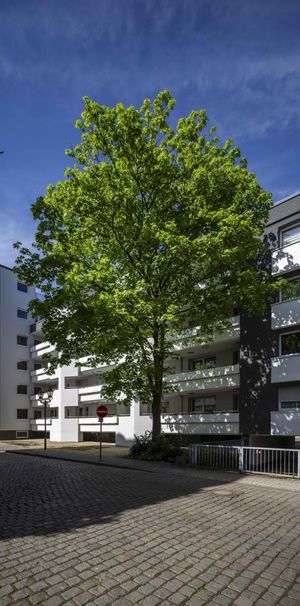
[0,452,299,605]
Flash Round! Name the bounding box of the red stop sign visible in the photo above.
[96,405,108,419]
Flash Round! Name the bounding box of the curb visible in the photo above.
[6,449,155,473]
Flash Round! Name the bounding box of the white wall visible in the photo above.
[0,266,35,434]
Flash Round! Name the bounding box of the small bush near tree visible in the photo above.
[129,431,183,461]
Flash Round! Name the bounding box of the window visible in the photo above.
[233,351,240,365]
[233,393,239,411]
[280,401,300,410]
[281,224,300,247]
[17,282,28,293]
[17,335,27,346]
[34,339,42,346]
[49,408,58,419]
[161,401,169,413]
[34,386,42,395]
[17,361,28,371]
[34,410,42,419]
[17,409,28,419]
[281,332,300,356]
[17,385,27,395]
[16,430,28,438]
[17,308,28,319]
[189,357,216,371]
[34,363,42,371]
[79,406,89,417]
[189,396,216,413]
[280,277,300,302]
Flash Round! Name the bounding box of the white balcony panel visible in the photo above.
[271,299,300,330]
[165,364,240,394]
[30,367,58,383]
[271,411,300,436]
[30,391,60,407]
[78,385,105,403]
[79,356,123,374]
[30,342,56,357]
[271,355,300,383]
[30,419,52,428]
[138,412,239,435]
[171,316,240,352]
[272,242,300,275]
[162,412,239,434]
[79,415,118,425]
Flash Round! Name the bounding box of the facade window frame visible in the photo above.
[17,308,28,320]
[189,395,217,413]
[17,282,28,293]
[17,361,28,371]
[17,384,28,395]
[17,335,28,346]
[279,329,300,357]
[279,275,300,303]
[188,356,216,371]
[280,223,300,248]
[279,401,300,411]
[17,409,28,419]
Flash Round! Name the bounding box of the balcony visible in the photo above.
[161,412,239,435]
[271,411,300,436]
[30,367,58,383]
[78,385,105,403]
[271,299,300,330]
[165,364,240,394]
[29,319,44,336]
[271,354,300,383]
[272,242,300,276]
[30,419,52,429]
[30,391,59,407]
[171,316,240,352]
[30,341,56,358]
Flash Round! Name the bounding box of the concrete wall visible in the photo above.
[0,266,35,434]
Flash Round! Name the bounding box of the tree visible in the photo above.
[14,90,278,439]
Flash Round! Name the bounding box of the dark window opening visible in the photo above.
[17,409,28,419]
[281,332,300,356]
[17,282,28,293]
[17,361,28,371]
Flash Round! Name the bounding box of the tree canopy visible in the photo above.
[14,90,277,438]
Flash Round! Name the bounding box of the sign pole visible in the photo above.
[99,418,103,463]
[96,405,108,464]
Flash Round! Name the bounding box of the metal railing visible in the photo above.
[189,444,300,478]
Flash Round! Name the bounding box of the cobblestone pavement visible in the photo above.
[0,453,299,606]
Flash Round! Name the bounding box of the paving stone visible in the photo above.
[0,453,299,606]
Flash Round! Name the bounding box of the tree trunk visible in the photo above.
[151,323,164,441]
[152,391,162,440]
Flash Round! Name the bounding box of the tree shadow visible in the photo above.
[0,452,240,541]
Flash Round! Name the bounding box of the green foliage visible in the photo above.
[14,90,278,438]
[129,432,183,461]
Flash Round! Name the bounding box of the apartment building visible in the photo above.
[1,191,300,444]
[0,264,36,439]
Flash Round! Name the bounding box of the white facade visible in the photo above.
[0,265,36,438]
[26,315,241,444]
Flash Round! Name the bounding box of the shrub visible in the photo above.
[129,432,183,462]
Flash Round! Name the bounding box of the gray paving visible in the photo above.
[0,453,299,605]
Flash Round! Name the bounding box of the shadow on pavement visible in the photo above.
[0,451,239,541]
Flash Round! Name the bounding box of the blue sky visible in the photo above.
[0,0,299,266]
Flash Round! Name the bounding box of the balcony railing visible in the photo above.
[271,354,300,383]
[170,316,240,351]
[272,242,300,275]
[165,364,240,393]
